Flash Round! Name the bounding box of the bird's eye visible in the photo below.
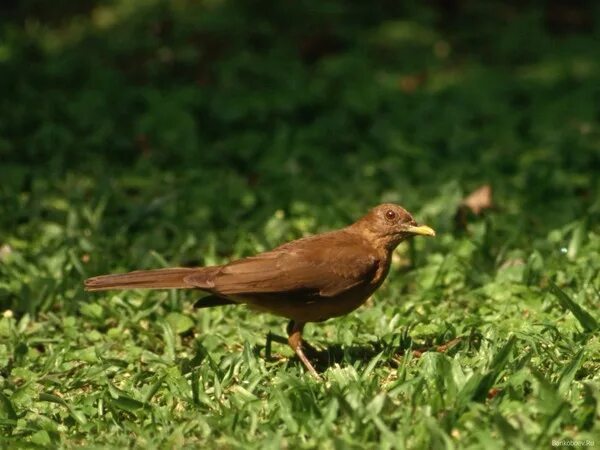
[385,210,397,221]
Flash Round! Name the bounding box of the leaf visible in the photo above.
[567,220,586,260]
[463,184,493,215]
[110,395,146,413]
[0,393,17,420]
[361,352,384,380]
[232,386,258,402]
[493,413,521,448]
[536,403,568,447]
[455,184,494,230]
[165,312,195,334]
[106,383,147,414]
[160,320,176,363]
[558,349,585,396]
[530,367,561,412]
[549,282,598,332]
[143,375,165,403]
[191,368,201,405]
[30,430,51,446]
[39,393,87,425]
[80,303,104,320]
[424,417,456,450]
[458,336,517,404]
[489,335,517,371]
[366,393,386,416]
[38,392,67,406]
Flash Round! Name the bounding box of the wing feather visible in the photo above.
[185,231,378,298]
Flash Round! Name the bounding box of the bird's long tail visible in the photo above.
[84,268,210,291]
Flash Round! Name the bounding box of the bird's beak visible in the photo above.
[404,224,436,237]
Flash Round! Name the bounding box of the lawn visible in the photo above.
[0,1,599,448]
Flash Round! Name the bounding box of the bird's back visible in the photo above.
[190,229,389,322]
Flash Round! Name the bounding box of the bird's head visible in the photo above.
[352,203,435,250]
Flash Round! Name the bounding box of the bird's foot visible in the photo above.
[264,329,323,380]
[287,320,322,380]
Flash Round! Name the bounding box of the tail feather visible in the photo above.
[84,268,206,291]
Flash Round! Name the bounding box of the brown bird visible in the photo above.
[85,203,435,378]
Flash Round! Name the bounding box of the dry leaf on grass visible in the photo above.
[463,184,493,215]
[455,184,493,229]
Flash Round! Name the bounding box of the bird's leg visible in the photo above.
[265,332,273,360]
[264,327,319,362]
[287,320,321,380]
[265,331,288,360]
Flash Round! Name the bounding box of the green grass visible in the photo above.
[1,1,599,448]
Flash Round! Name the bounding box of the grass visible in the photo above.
[1,1,599,448]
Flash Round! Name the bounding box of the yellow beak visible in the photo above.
[404,224,436,237]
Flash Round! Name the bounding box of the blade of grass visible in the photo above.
[549,282,598,332]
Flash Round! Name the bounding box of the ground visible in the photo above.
[0,1,599,448]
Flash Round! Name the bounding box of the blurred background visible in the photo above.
[0,0,599,314]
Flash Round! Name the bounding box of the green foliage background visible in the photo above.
[0,1,599,448]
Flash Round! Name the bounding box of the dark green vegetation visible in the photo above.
[1,1,599,448]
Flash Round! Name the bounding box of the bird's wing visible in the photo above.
[184,232,379,298]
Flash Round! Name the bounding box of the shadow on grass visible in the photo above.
[256,331,466,374]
